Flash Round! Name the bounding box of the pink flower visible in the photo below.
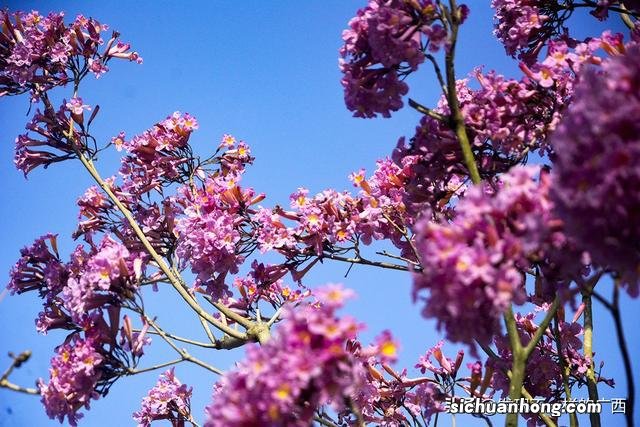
[38,336,104,426]
[204,286,365,426]
[65,97,91,115]
[133,368,192,427]
[551,43,640,296]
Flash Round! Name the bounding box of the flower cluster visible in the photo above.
[460,70,560,156]
[0,10,141,98]
[117,112,199,196]
[351,340,449,424]
[32,310,151,425]
[62,236,143,323]
[13,97,88,176]
[491,0,630,62]
[35,308,147,427]
[413,166,582,346]
[232,261,311,309]
[133,368,193,427]
[340,0,468,118]
[8,234,65,296]
[393,32,623,216]
[252,157,412,264]
[489,308,612,422]
[204,285,367,426]
[491,0,551,60]
[38,335,105,426]
[8,232,151,353]
[174,167,260,296]
[551,43,640,296]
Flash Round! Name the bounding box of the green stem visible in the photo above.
[128,358,182,375]
[503,306,524,427]
[444,0,481,185]
[582,290,601,427]
[75,150,251,341]
[553,319,579,427]
[505,354,526,427]
[523,297,560,359]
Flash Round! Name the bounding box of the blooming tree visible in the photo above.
[1,2,638,427]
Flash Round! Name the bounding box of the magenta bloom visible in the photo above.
[339,1,467,118]
[491,0,548,58]
[0,10,141,97]
[118,112,198,196]
[62,236,143,322]
[488,307,610,419]
[204,285,365,426]
[133,368,193,427]
[413,166,570,346]
[551,44,640,296]
[38,336,104,426]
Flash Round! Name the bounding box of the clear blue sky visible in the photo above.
[0,1,637,426]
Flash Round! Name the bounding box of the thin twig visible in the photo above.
[408,98,447,122]
[267,305,285,327]
[128,358,183,375]
[143,316,224,375]
[323,253,410,272]
[0,350,39,395]
[595,283,635,427]
[314,416,340,427]
[74,147,249,341]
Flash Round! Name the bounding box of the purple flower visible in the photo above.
[551,44,640,296]
[38,336,105,426]
[65,97,90,115]
[339,1,466,118]
[118,112,198,196]
[413,166,580,347]
[491,0,548,59]
[62,236,143,322]
[8,234,65,297]
[133,368,192,427]
[204,285,365,426]
[0,10,141,98]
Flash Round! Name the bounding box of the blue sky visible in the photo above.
[0,1,637,426]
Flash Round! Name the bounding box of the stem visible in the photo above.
[314,416,339,427]
[267,305,285,327]
[198,316,217,344]
[408,98,447,122]
[0,380,39,395]
[444,0,481,185]
[0,350,39,395]
[520,388,557,427]
[323,253,410,272]
[426,53,447,95]
[347,396,365,427]
[523,297,560,359]
[381,212,422,268]
[505,354,525,427]
[505,298,561,427]
[144,315,224,375]
[477,342,556,427]
[128,358,183,375]
[503,306,524,427]
[553,319,578,427]
[609,283,634,427]
[74,149,249,341]
[581,289,601,427]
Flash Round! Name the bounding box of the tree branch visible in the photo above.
[0,350,39,396]
[73,143,250,342]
